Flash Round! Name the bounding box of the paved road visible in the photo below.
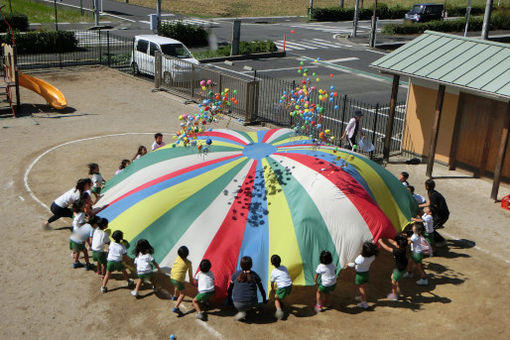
[40,0,407,105]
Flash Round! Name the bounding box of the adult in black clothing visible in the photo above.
[420,179,449,247]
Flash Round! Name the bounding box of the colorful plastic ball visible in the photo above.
[291,29,295,34]
[200,80,206,86]
[206,138,212,145]
[206,79,212,85]
[330,73,334,78]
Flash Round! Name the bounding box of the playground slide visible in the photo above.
[18,72,67,110]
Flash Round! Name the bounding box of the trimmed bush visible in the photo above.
[158,21,208,47]
[311,4,509,22]
[193,40,277,60]
[0,13,29,32]
[490,9,510,30]
[0,31,78,54]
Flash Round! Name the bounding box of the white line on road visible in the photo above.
[326,57,360,63]
[196,319,223,338]
[18,196,24,202]
[249,65,319,73]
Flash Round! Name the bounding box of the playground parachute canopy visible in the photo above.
[97,128,419,300]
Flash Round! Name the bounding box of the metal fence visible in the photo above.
[15,30,133,70]
[13,30,407,158]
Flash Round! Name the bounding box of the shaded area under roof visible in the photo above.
[370,31,510,100]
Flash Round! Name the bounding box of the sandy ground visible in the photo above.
[1,66,510,340]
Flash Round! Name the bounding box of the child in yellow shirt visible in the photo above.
[171,246,195,315]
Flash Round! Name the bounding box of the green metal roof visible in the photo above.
[370,31,510,99]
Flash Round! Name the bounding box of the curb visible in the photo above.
[199,51,286,63]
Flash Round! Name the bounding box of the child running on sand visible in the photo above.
[101,230,134,293]
[69,197,93,270]
[88,163,104,204]
[170,246,194,316]
[404,224,429,286]
[270,254,292,320]
[314,250,337,313]
[192,259,215,321]
[90,217,110,278]
[131,239,163,297]
[350,241,378,309]
[378,235,408,301]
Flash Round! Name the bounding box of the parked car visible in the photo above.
[131,35,199,83]
[405,3,444,23]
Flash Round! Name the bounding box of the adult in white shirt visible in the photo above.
[43,178,92,230]
[341,110,364,150]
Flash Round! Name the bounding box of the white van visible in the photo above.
[131,35,200,83]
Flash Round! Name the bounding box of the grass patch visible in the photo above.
[6,0,93,24]
[113,0,510,18]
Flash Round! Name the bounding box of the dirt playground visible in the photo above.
[1,67,509,339]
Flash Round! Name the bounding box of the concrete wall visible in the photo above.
[402,79,459,164]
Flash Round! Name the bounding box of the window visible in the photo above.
[160,44,192,59]
[136,40,148,53]
[149,42,159,56]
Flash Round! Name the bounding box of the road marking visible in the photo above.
[206,64,253,78]
[162,18,218,27]
[244,65,319,73]
[279,41,306,50]
[297,55,409,88]
[18,196,24,202]
[326,57,360,63]
[313,37,352,48]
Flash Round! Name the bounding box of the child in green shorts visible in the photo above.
[350,241,378,309]
[192,259,215,321]
[170,246,195,315]
[90,217,110,278]
[270,254,293,320]
[101,230,134,293]
[314,250,337,313]
[378,235,408,301]
[69,197,93,270]
[412,207,435,247]
[404,224,429,286]
[131,239,163,297]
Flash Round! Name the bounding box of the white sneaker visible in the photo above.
[234,311,246,321]
[131,290,138,297]
[403,272,413,278]
[275,309,284,320]
[357,301,369,309]
[354,295,362,302]
[196,312,205,320]
[416,278,429,286]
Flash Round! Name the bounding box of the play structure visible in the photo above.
[2,43,67,116]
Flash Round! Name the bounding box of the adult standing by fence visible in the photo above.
[341,110,364,150]
[420,179,449,247]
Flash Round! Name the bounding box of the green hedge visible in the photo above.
[158,21,208,47]
[0,31,78,54]
[310,4,509,22]
[0,13,29,32]
[194,40,277,60]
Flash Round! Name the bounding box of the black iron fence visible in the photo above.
[14,30,133,70]
[12,30,406,157]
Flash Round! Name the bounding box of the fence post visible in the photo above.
[154,51,161,89]
[107,31,111,67]
[290,80,296,126]
[98,30,102,65]
[218,74,223,93]
[371,103,379,159]
[190,63,195,100]
[341,94,348,131]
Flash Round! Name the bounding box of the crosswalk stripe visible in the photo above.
[303,39,341,48]
[285,40,319,49]
[277,41,306,50]
[162,19,218,27]
[274,42,296,51]
[313,38,352,48]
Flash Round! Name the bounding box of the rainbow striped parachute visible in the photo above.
[98,128,418,300]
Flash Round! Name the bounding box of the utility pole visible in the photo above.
[309,0,314,18]
[369,0,378,47]
[352,0,360,38]
[53,0,59,31]
[94,0,99,26]
[156,0,161,32]
[340,0,344,8]
[464,0,472,37]
[481,0,493,40]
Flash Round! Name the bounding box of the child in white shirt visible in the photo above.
[350,241,378,309]
[412,207,434,246]
[192,259,215,321]
[314,250,337,313]
[151,132,166,151]
[91,217,110,278]
[131,239,163,297]
[88,163,105,204]
[69,197,93,270]
[270,254,292,320]
[404,224,429,286]
[101,230,134,293]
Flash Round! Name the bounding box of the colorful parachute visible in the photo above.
[98,128,418,300]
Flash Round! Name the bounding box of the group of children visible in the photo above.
[61,139,441,322]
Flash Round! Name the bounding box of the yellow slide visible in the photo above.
[18,72,67,110]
